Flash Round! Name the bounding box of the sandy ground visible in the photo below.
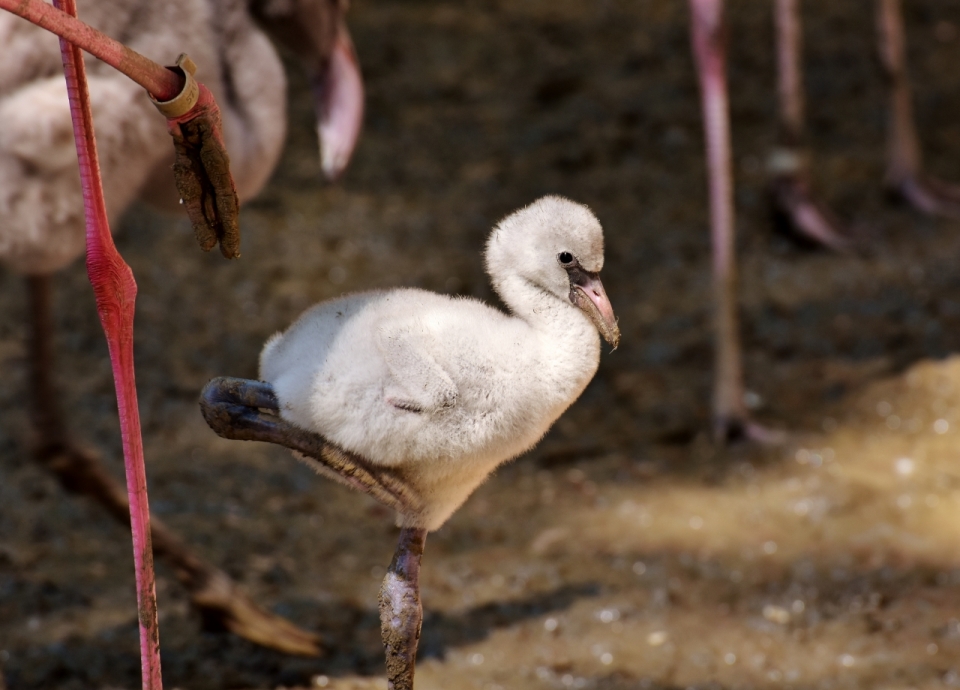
[5,0,960,688]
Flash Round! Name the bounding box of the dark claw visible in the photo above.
[199,376,281,440]
[888,173,960,220]
[200,377,284,440]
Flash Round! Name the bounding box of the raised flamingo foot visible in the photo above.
[162,65,242,259]
[0,0,242,258]
[887,173,960,220]
[379,527,427,690]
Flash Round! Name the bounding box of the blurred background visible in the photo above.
[4,0,960,688]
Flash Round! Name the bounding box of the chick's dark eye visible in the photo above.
[558,251,574,266]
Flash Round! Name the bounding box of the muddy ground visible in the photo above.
[5,0,960,688]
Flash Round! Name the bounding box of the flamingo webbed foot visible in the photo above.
[886,172,960,220]
[166,82,241,259]
[767,148,857,252]
[713,416,788,446]
[201,377,430,683]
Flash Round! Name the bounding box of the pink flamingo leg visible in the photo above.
[689,0,746,442]
[877,0,960,218]
[770,0,854,251]
[689,0,784,444]
[775,0,805,145]
[52,0,163,687]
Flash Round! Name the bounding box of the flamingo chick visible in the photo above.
[201,196,620,688]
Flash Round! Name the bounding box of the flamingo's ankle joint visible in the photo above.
[766,146,808,177]
[149,54,200,118]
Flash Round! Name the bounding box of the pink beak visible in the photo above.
[570,271,620,349]
[314,22,364,181]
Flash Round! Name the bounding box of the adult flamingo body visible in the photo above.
[0,0,362,655]
[0,0,361,273]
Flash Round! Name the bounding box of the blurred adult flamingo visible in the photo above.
[689,0,959,441]
[0,0,363,654]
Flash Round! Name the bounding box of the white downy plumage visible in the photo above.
[260,196,620,530]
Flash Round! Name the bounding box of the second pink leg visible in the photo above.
[689,0,784,444]
[877,0,960,218]
[770,0,854,251]
[52,0,163,686]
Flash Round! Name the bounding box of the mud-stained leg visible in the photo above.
[689,0,785,444]
[877,0,960,218]
[25,277,321,656]
[770,0,854,251]
[200,376,428,686]
[379,527,427,690]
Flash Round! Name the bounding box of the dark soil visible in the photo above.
[4,1,960,688]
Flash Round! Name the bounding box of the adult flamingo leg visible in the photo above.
[7,6,322,659]
[769,0,854,251]
[26,275,321,655]
[877,0,960,218]
[27,275,68,457]
[1,0,366,655]
[689,0,784,444]
[52,0,163,684]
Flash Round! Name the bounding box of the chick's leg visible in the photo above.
[200,376,421,516]
[379,527,427,690]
